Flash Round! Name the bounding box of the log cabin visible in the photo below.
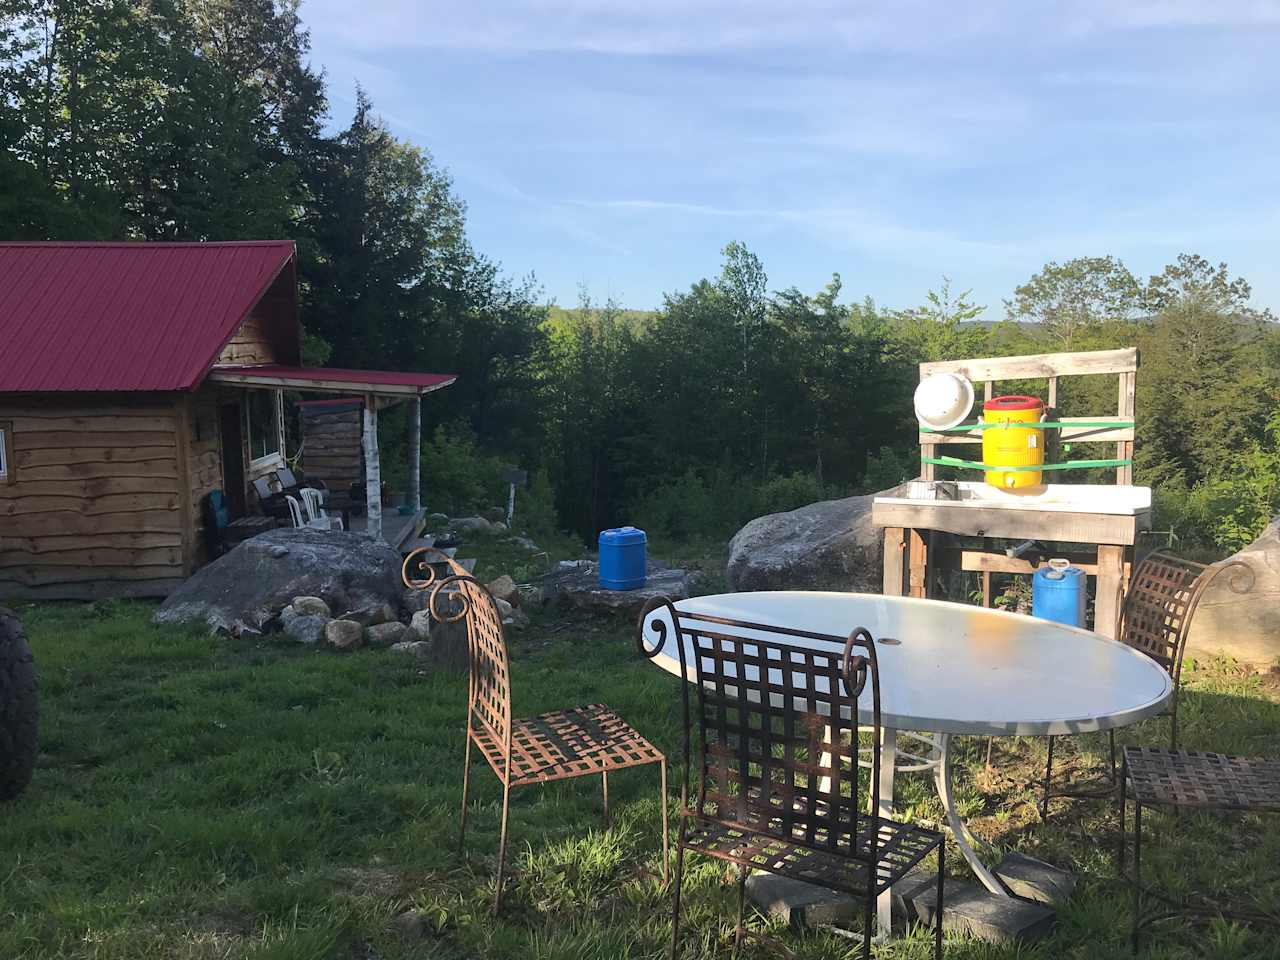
[0,241,455,601]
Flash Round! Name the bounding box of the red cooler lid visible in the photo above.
[984,395,1043,412]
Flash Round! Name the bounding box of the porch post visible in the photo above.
[363,395,383,540]
[408,394,421,513]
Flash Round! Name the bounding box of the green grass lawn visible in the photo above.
[3,550,1279,959]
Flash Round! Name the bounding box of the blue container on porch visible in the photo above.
[1032,559,1087,628]
[598,526,647,590]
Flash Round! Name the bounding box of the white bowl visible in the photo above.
[914,372,974,431]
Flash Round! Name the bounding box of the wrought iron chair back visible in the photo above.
[431,573,513,756]
[1118,551,1253,722]
[641,600,881,861]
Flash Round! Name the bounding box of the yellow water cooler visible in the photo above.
[982,395,1045,489]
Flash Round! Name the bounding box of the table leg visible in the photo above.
[934,733,1007,896]
[875,727,897,938]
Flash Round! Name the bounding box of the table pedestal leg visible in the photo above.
[934,733,1007,895]
[876,727,897,938]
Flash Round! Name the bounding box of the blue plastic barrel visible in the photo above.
[598,526,647,590]
[1032,560,1087,627]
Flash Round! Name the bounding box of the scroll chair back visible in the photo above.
[1119,551,1253,747]
[433,574,513,755]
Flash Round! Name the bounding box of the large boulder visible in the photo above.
[154,528,404,635]
[1186,517,1280,668]
[726,484,908,593]
[544,559,694,615]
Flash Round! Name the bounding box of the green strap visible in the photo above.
[920,420,1134,433]
[922,455,1132,473]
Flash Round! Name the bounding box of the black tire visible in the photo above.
[0,605,38,802]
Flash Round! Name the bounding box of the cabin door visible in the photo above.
[219,402,247,517]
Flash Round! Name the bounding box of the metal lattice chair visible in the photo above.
[1040,551,1253,819]
[1118,746,1280,951]
[639,598,943,960]
[429,573,668,913]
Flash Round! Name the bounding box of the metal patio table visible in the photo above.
[639,590,1172,934]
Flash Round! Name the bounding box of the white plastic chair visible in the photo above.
[300,487,343,531]
[285,494,307,529]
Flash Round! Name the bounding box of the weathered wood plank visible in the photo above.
[0,547,183,566]
[882,526,905,596]
[13,431,176,450]
[920,347,1138,382]
[0,477,179,500]
[0,493,180,516]
[17,460,180,482]
[1,510,181,537]
[871,501,1143,545]
[1118,371,1136,485]
[933,547,1129,580]
[15,446,175,467]
[0,564,182,586]
[11,415,175,433]
[0,578,185,601]
[1094,545,1126,638]
[0,532,182,552]
[908,529,928,599]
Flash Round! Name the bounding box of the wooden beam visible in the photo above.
[1118,370,1136,485]
[882,526,905,596]
[174,394,195,576]
[920,347,1138,382]
[207,369,455,398]
[933,546,1133,578]
[871,500,1144,545]
[907,529,928,598]
[1094,544,1126,638]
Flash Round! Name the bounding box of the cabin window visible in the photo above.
[246,390,284,467]
[0,421,10,482]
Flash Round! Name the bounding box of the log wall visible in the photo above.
[0,394,187,599]
[215,307,276,365]
[300,400,363,491]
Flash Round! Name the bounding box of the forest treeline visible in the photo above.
[4,1,1278,554]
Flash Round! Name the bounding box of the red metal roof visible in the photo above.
[209,364,457,396]
[0,241,296,392]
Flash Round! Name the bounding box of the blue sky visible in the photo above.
[303,1,1279,315]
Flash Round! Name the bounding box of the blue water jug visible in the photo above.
[598,526,647,591]
[1032,559,1087,628]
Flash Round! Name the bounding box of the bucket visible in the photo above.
[1032,559,1087,627]
[982,395,1045,489]
[598,526,647,590]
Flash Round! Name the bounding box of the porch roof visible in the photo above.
[207,364,456,397]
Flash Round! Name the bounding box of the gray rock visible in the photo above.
[279,605,329,645]
[487,574,519,604]
[994,852,1076,905]
[390,908,431,940]
[340,602,397,627]
[544,559,693,615]
[495,596,514,618]
[483,506,506,523]
[410,609,433,640]
[402,587,431,615]
[427,512,449,526]
[1186,516,1280,668]
[503,607,530,630]
[893,865,1055,943]
[325,619,364,651]
[390,640,430,657]
[269,545,290,559]
[746,873,856,927]
[367,621,409,647]
[512,536,540,552]
[290,596,330,617]
[726,484,909,592]
[450,516,492,534]
[154,528,404,634]
[492,520,508,531]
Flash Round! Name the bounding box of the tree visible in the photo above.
[892,276,988,362]
[1006,256,1142,349]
